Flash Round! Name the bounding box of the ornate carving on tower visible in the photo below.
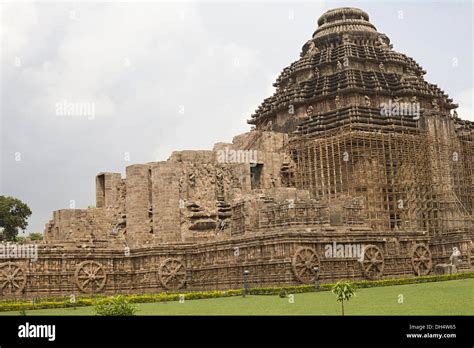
[302,40,319,57]
[342,33,352,44]
[188,171,196,188]
[248,7,458,133]
[335,95,342,109]
[364,95,371,107]
[216,170,225,201]
[376,34,392,50]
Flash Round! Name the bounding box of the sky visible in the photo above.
[1,0,473,234]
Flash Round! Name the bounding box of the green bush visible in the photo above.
[94,296,136,316]
[15,236,26,244]
[28,232,43,241]
[0,271,472,312]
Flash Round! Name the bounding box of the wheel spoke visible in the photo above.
[411,245,431,275]
[11,280,20,289]
[159,259,186,289]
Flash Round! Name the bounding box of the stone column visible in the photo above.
[125,164,150,247]
[96,172,121,208]
[152,162,182,243]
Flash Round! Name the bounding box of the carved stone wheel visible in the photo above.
[360,245,385,280]
[74,261,107,293]
[158,258,186,290]
[411,243,432,276]
[0,262,27,295]
[292,247,320,284]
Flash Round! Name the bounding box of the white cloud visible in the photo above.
[1,2,265,232]
[1,2,472,233]
[455,88,474,121]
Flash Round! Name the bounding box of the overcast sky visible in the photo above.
[1,0,473,234]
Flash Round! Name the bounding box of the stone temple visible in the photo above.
[1,7,473,297]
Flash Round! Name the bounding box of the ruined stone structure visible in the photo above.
[1,8,473,298]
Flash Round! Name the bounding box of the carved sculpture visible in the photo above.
[411,244,432,276]
[0,262,27,295]
[75,261,107,293]
[158,258,186,290]
[359,245,385,279]
[292,247,320,283]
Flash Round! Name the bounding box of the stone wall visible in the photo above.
[44,131,292,247]
[3,227,452,299]
[33,7,473,301]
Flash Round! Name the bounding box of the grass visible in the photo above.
[1,278,473,316]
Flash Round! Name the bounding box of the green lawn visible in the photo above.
[2,279,473,316]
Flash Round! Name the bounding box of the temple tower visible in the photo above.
[249,7,473,236]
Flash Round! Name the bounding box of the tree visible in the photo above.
[332,281,356,316]
[0,196,32,242]
[16,236,27,244]
[28,232,43,241]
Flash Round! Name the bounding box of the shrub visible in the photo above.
[94,295,136,316]
[279,289,288,298]
[0,271,472,312]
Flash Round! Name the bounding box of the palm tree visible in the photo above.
[331,281,356,316]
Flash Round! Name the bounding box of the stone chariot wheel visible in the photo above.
[360,245,385,280]
[292,247,320,284]
[0,262,27,295]
[411,243,432,276]
[158,258,186,290]
[74,261,107,293]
